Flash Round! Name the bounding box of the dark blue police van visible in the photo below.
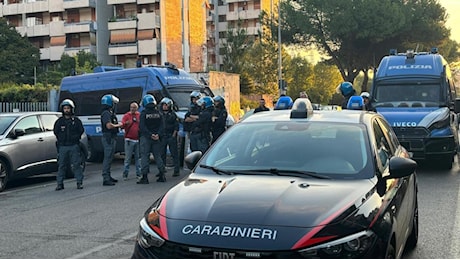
[370,48,460,169]
[58,63,213,162]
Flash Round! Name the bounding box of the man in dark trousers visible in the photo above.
[53,99,85,190]
[184,91,201,151]
[100,94,123,186]
[211,95,228,144]
[159,97,180,177]
[138,94,166,183]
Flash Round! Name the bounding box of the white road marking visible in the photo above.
[67,231,138,259]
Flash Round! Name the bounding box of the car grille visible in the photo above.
[148,242,299,258]
[392,127,429,138]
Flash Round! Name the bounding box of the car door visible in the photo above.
[8,115,47,172]
[38,113,60,162]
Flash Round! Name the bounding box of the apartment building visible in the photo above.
[207,0,279,70]
[0,0,112,66]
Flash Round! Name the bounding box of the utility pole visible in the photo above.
[182,0,190,71]
[278,1,284,96]
[214,0,220,70]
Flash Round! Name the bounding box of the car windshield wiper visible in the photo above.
[199,164,233,175]
[237,168,331,179]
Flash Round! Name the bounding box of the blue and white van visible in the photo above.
[58,63,213,162]
[370,48,460,169]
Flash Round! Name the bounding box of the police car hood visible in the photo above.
[159,175,374,249]
[376,107,449,128]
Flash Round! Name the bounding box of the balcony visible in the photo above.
[64,45,96,57]
[25,0,49,13]
[137,0,157,3]
[2,3,24,16]
[50,45,66,61]
[138,39,158,55]
[26,24,50,37]
[109,43,138,55]
[50,20,65,36]
[40,47,50,60]
[15,26,27,37]
[107,0,136,4]
[227,9,260,21]
[64,21,95,34]
[63,0,96,9]
[108,18,137,30]
[137,12,159,30]
[49,0,64,12]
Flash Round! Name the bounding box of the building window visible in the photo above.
[218,15,226,22]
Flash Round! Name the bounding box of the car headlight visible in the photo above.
[298,230,376,258]
[137,217,165,248]
[429,115,450,130]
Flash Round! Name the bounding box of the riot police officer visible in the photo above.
[138,94,166,183]
[337,82,357,109]
[211,95,228,144]
[192,96,214,153]
[100,94,123,186]
[184,91,202,151]
[160,97,180,177]
[53,99,85,190]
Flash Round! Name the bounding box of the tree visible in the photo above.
[277,0,451,90]
[0,18,40,84]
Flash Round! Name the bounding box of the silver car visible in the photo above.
[0,111,88,192]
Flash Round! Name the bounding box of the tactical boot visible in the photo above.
[55,184,64,191]
[77,182,83,189]
[137,176,149,184]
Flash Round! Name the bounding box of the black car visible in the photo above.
[132,98,418,258]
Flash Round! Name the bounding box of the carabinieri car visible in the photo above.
[132,98,418,259]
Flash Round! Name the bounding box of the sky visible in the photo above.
[439,0,460,43]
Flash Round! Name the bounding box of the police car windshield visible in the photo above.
[373,84,441,107]
[200,121,374,179]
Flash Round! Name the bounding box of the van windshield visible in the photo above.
[168,86,206,111]
[373,84,441,108]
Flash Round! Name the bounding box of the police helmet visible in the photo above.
[190,91,202,99]
[142,94,157,107]
[213,95,225,105]
[337,82,355,96]
[360,92,370,99]
[274,96,293,110]
[160,97,173,107]
[101,94,120,107]
[346,96,365,110]
[198,96,214,108]
[60,99,75,113]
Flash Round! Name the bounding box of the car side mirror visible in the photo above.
[184,151,203,170]
[386,157,417,179]
[8,129,25,139]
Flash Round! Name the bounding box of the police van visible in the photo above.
[370,48,460,169]
[58,63,213,162]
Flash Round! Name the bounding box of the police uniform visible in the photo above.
[161,108,180,176]
[139,104,166,182]
[53,114,84,189]
[184,103,201,151]
[211,105,228,144]
[192,106,213,153]
[101,107,120,183]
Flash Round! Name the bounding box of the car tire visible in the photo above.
[406,202,419,249]
[385,243,395,259]
[0,159,10,192]
[87,141,103,162]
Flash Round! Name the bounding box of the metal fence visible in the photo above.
[0,102,50,113]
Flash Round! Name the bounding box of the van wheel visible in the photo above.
[87,141,103,162]
[0,159,10,192]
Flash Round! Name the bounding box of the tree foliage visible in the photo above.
[0,18,40,84]
[277,0,452,89]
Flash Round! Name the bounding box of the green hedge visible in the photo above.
[0,83,57,102]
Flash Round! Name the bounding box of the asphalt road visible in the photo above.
[1,156,460,258]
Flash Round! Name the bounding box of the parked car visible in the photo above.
[0,111,88,192]
[132,98,418,258]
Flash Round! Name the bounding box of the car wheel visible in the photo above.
[87,141,103,162]
[0,159,10,192]
[385,243,395,259]
[65,148,87,179]
[406,202,419,249]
